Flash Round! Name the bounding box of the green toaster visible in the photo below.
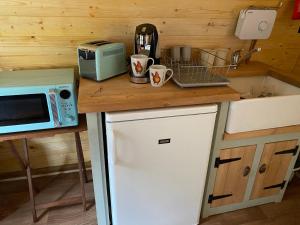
[78,41,128,81]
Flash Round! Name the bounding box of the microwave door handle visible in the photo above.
[49,89,62,127]
[55,91,63,126]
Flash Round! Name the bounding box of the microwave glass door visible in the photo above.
[0,94,50,126]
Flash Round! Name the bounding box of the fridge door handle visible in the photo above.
[111,130,117,165]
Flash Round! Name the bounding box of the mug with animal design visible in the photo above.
[149,65,174,88]
[131,54,154,77]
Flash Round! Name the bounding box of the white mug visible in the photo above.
[200,49,216,68]
[171,46,181,62]
[149,65,173,87]
[214,48,229,66]
[171,46,192,62]
[131,54,154,77]
[181,46,192,61]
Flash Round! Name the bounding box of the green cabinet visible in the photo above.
[202,102,300,218]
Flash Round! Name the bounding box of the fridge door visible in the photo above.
[106,107,217,225]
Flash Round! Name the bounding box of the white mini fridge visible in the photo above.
[105,105,217,225]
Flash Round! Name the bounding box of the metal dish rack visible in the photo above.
[164,49,233,88]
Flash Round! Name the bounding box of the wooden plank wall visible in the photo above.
[293,58,300,73]
[0,0,299,175]
[253,0,300,73]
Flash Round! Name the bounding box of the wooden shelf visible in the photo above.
[223,125,300,141]
[0,114,87,142]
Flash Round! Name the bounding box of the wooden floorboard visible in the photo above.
[0,172,96,225]
[0,172,299,225]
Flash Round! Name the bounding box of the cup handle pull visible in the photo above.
[259,163,267,174]
[145,58,155,73]
[243,166,251,177]
[164,69,174,84]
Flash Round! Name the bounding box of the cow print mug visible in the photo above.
[131,54,154,77]
[149,65,174,88]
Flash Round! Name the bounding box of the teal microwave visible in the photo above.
[78,41,128,81]
[0,68,78,134]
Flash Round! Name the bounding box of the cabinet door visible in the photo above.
[209,145,256,207]
[251,140,298,200]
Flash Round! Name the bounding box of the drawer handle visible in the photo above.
[259,163,267,174]
[243,166,251,177]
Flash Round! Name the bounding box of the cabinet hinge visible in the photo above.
[275,145,299,156]
[214,157,241,168]
[208,194,233,204]
[264,180,286,190]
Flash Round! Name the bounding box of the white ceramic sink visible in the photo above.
[226,76,300,134]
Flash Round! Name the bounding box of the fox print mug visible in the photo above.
[149,65,174,87]
[131,54,154,77]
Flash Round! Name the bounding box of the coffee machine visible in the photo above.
[130,23,160,83]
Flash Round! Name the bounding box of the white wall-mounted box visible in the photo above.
[235,9,277,40]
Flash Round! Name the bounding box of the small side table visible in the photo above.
[0,114,89,222]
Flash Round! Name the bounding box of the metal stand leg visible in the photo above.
[23,139,38,222]
[74,132,87,211]
[75,132,88,183]
[8,140,39,194]
[7,141,26,170]
[74,132,88,183]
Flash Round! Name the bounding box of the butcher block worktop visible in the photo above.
[227,62,300,87]
[78,62,300,113]
[78,75,239,113]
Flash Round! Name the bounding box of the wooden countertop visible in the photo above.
[78,75,239,113]
[227,61,300,86]
[226,61,270,77]
[78,61,300,113]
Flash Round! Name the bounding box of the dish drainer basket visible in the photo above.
[163,49,234,88]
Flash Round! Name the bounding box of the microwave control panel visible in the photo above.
[56,87,78,126]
